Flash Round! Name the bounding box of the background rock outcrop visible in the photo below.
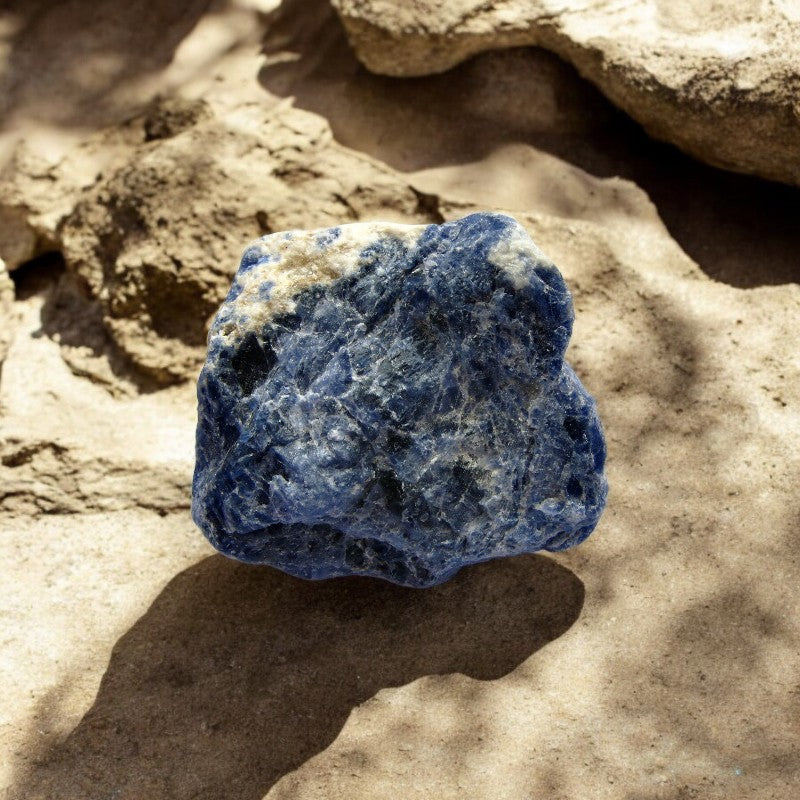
[331,0,800,186]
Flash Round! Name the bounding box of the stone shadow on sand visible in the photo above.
[258,0,800,289]
[9,552,584,800]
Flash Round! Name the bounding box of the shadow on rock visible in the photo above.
[10,251,162,393]
[259,0,800,288]
[10,552,584,800]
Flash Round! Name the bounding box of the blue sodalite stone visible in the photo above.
[192,213,607,587]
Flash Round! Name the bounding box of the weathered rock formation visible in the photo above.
[331,0,800,185]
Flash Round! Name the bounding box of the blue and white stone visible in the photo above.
[192,212,607,587]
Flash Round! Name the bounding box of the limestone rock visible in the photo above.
[192,213,607,587]
[330,0,800,186]
[0,437,191,516]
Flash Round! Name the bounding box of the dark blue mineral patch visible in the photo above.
[192,212,607,587]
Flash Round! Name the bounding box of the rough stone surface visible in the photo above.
[330,0,800,186]
[192,214,607,586]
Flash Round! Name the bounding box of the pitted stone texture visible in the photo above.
[192,213,606,587]
[330,0,800,187]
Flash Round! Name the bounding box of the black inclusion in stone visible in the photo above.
[563,415,585,442]
[450,461,485,503]
[230,332,277,395]
[566,477,583,499]
[377,469,405,515]
[264,451,289,482]
[345,539,366,568]
[385,429,412,455]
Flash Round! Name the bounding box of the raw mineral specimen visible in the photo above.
[192,213,607,587]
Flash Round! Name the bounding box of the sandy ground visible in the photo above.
[1,1,799,799]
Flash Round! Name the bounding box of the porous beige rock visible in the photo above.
[330,0,800,185]
[0,147,72,271]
